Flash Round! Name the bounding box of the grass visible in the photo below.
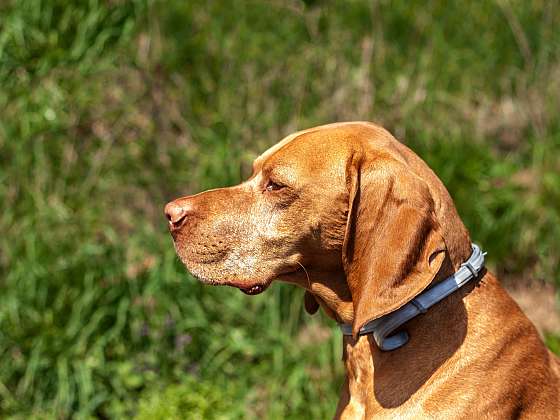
[0,0,559,418]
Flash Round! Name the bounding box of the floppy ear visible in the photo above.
[342,156,447,337]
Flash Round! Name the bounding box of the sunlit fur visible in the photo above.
[167,122,559,419]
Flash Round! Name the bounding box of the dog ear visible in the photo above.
[342,156,447,337]
[304,290,319,314]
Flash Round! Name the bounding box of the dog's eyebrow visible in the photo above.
[260,161,281,177]
[263,165,300,189]
[251,159,262,175]
[248,158,265,180]
[248,159,292,186]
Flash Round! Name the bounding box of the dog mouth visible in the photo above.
[187,264,303,296]
[234,266,302,296]
[239,284,268,295]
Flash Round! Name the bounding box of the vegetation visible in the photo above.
[0,0,558,417]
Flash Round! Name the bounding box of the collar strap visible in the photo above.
[339,243,486,351]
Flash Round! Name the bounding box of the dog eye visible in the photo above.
[265,180,284,192]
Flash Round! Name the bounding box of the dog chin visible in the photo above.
[176,251,301,296]
[179,258,273,293]
[193,273,271,296]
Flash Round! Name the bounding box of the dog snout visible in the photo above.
[164,199,192,230]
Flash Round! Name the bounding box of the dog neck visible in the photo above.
[338,280,475,416]
[339,244,485,351]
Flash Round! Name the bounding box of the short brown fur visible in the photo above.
[165,122,559,419]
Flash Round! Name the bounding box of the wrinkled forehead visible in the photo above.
[252,125,356,181]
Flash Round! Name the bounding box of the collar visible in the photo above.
[339,243,486,351]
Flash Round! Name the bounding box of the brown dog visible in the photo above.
[165,122,559,418]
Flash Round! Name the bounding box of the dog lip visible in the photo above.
[239,284,268,295]
[233,267,300,295]
[231,277,273,295]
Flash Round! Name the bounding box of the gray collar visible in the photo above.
[339,243,486,351]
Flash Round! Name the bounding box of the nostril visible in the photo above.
[172,213,187,228]
[164,201,189,229]
[171,212,187,226]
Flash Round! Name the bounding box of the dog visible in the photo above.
[165,122,559,418]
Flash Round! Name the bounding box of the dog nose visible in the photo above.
[164,200,189,229]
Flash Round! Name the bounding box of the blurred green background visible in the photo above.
[1,0,559,418]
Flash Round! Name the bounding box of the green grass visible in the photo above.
[0,0,559,418]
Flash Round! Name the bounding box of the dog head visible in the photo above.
[165,122,471,331]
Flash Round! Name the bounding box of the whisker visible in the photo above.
[296,261,311,289]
